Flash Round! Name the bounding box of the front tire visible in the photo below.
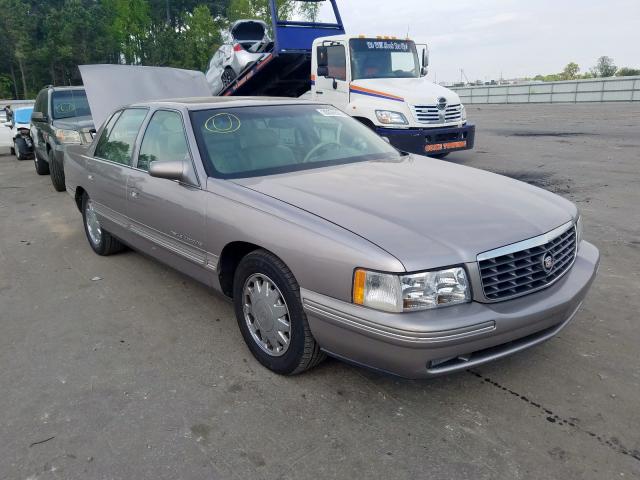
[233,250,325,375]
[34,151,50,175]
[49,149,66,191]
[82,193,125,256]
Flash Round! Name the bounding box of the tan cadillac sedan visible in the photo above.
[64,97,599,378]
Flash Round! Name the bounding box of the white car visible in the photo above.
[4,106,34,160]
[206,19,272,95]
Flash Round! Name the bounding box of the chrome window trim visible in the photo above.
[477,220,574,262]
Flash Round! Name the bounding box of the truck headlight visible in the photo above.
[55,128,82,144]
[353,267,470,313]
[375,110,408,125]
[461,105,467,122]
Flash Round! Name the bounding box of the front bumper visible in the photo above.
[302,241,599,379]
[376,123,476,156]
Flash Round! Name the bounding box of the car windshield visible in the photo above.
[350,39,420,80]
[14,107,33,124]
[51,90,91,119]
[191,104,401,178]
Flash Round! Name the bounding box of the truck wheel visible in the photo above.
[233,249,325,375]
[221,67,236,87]
[49,149,66,191]
[429,152,450,159]
[82,193,125,256]
[34,151,50,175]
[15,137,29,160]
[10,142,15,156]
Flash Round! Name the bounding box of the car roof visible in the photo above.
[133,96,323,110]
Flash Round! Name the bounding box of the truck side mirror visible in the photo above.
[317,46,328,68]
[419,45,429,76]
[317,46,330,77]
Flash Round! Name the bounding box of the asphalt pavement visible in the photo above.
[0,103,639,479]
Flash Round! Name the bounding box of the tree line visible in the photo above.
[533,56,640,82]
[0,0,318,99]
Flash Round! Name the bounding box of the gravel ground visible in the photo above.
[0,103,639,479]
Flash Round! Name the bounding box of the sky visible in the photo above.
[315,0,640,83]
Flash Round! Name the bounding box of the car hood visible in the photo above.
[351,78,461,106]
[234,155,577,271]
[52,115,94,131]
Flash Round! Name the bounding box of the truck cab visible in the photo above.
[310,35,475,157]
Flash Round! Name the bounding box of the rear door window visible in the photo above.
[94,108,148,166]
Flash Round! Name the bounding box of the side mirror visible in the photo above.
[149,160,187,182]
[317,46,328,68]
[32,111,47,122]
[419,44,429,76]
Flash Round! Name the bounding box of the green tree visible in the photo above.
[590,56,617,78]
[616,67,640,76]
[103,0,152,64]
[180,5,222,71]
[560,62,580,80]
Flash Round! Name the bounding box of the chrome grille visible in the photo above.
[479,226,577,301]
[411,103,462,124]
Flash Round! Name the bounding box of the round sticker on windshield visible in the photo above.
[204,113,241,134]
[55,103,76,114]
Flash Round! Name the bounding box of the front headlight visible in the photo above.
[375,110,408,125]
[55,128,82,144]
[353,267,470,313]
[461,105,467,122]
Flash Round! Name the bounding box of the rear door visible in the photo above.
[126,109,209,282]
[88,108,148,237]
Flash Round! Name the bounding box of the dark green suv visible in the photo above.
[30,86,94,191]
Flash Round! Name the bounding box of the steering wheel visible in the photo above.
[303,142,342,163]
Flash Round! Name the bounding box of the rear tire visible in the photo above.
[221,67,236,87]
[82,193,125,256]
[34,151,50,175]
[49,149,66,192]
[233,249,325,375]
[15,137,30,160]
[10,143,15,156]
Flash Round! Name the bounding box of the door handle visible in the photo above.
[316,90,324,95]
[88,174,94,181]
[129,190,139,199]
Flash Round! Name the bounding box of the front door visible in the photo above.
[126,109,210,284]
[315,43,349,111]
[89,108,149,237]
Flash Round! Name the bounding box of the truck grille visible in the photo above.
[479,226,577,301]
[411,104,463,124]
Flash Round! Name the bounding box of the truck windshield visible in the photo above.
[350,39,420,80]
[52,90,91,120]
[191,104,401,179]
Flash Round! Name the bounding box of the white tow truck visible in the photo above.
[213,0,474,157]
